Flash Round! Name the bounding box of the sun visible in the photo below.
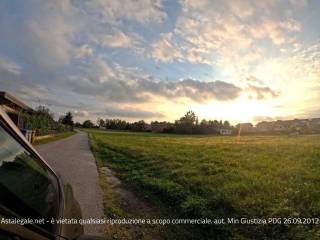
[227,98,276,123]
[191,95,278,124]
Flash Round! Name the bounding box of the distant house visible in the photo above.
[0,91,34,129]
[273,120,289,132]
[236,123,254,133]
[219,128,232,135]
[310,118,320,128]
[144,123,152,132]
[256,121,272,132]
[255,118,320,134]
[151,122,167,133]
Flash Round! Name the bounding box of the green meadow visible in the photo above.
[88,129,320,239]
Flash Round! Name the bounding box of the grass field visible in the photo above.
[88,129,320,239]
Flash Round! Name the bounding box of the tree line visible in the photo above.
[23,106,234,136]
[77,118,148,132]
[77,111,235,135]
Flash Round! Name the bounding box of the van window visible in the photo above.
[0,123,59,233]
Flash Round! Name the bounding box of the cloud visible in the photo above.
[91,30,141,49]
[151,33,183,63]
[247,84,280,100]
[252,115,276,122]
[74,44,94,59]
[0,0,155,71]
[99,107,164,119]
[67,57,242,103]
[151,32,213,65]
[0,1,79,71]
[149,0,306,82]
[73,110,90,119]
[248,18,301,45]
[0,0,317,122]
[301,108,320,119]
[0,57,21,75]
[246,75,265,85]
[150,79,242,101]
[74,0,167,25]
[72,106,164,121]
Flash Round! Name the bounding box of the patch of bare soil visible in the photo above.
[101,167,164,240]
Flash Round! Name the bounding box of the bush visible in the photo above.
[23,106,55,136]
[23,106,72,136]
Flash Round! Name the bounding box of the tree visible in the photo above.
[61,112,74,127]
[74,122,82,128]
[174,111,198,134]
[82,120,95,128]
[97,118,105,128]
[131,120,146,132]
[223,120,230,128]
[105,119,130,130]
[181,111,197,125]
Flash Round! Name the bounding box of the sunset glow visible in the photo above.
[0,0,319,123]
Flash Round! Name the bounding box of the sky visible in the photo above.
[0,0,319,124]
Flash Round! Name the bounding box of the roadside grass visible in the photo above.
[88,129,320,239]
[33,131,76,145]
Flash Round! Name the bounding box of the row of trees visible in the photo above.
[26,111,233,135]
[173,111,232,134]
[78,118,147,132]
[25,107,232,136]
[76,111,234,135]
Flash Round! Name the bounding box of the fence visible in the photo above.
[21,129,36,143]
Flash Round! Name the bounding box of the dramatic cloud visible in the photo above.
[99,107,164,119]
[67,58,242,103]
[147,79,242,101]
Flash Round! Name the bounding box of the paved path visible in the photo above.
[36,131,104,236]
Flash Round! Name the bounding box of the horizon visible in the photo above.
[0,0,319,123]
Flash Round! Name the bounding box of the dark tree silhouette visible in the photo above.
[60,112,74,127]
[82,120,95,128]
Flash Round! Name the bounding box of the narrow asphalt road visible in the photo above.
[36,131,105,236]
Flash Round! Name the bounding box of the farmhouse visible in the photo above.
[219,128,232,135]
[236,123,254,133]
[0,91,34,129]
